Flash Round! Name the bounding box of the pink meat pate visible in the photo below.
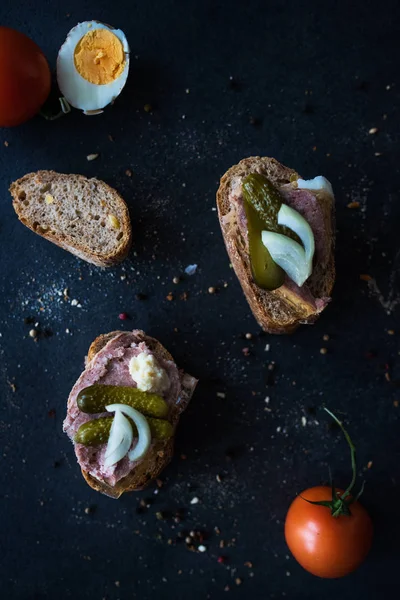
[63,331,197,487]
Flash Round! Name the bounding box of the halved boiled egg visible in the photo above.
[57,21,129,115]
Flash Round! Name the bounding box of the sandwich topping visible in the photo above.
[129,352,170,393]
[234,172,333,311]
[242,173,317,289]
[63,331,192,487]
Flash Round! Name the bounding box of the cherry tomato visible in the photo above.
[285,486,373,578]
[0,27,51,127]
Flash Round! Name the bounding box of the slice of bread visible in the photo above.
[10,170,132,267]
[216,157,335,334]
[78,331,196,498]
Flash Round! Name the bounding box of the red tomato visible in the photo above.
[285,486,373,578]
[0,27,51,127]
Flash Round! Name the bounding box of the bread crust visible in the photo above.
[10,170,132,267]
[79,331,193,498]
[216,157,335,334]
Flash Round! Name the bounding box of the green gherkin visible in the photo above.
[242,174,300,290]
[74,416,174,445]
[77,384,168,418]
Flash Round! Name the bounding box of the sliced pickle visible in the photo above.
[242,173,300,290]
[74,416,174,445]
[77,384,168,418]
[243,201,285,290]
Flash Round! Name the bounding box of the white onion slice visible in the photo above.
[297,176,334,197]
[104,408,133,467]
[261,231,310,287]
[106,403,151,463]
[278,204,315,266]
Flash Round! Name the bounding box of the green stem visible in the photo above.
[323,407,357,500]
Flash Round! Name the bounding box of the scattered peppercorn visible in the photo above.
[235,578,242,586]
[249,116,262,127]
[245,333,252,340]
[29,329,38,338]
[166,292,174,301]
[323,334,330,341]
[320,347,328,355]
[368,127,378,134]
[125,169,133,177]
[172,277,180,284]
[208,286,216,294]
[144,104,152,112]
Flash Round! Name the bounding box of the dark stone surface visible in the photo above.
[0,1,399,598]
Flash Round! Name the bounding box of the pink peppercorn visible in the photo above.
[217,556,226,564]
[118,312,128,320]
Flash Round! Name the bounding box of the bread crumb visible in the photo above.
[320,347,328,355]
[368,127,378,134]
[125,169,132,177]
[235,578,242,586]
[86,153,99,161]
[388,329,395,335]
[172,277,180,284]
[190,497,199,505]
[323,334,330,341]
[208,286,216,294]
[347,201,360,209]
[198,545,206,552]
[367,461,373,469]
[29,329,37,338]
[4,141,9,147]
[301,416,307,427]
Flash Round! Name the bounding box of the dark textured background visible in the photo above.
[0,1,399,599]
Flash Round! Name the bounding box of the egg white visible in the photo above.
[57,21,130,114]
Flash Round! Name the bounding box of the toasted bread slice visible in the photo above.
[10,170,132,267]
[77,331,196,498]
[216,157,335,334]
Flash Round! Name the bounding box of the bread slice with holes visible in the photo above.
[10,170,132,267]
[63,330,198,498]
[216,157,335,334]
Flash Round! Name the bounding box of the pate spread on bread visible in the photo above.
[217,157,335,334]
[63,330,197,497]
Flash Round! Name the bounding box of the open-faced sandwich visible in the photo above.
[63,330,197,498]
[216,157,335,334]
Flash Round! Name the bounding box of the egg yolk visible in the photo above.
[74,28,125,85]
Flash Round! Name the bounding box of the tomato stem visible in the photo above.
[323,408,357,501]
[300,408,365,518]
